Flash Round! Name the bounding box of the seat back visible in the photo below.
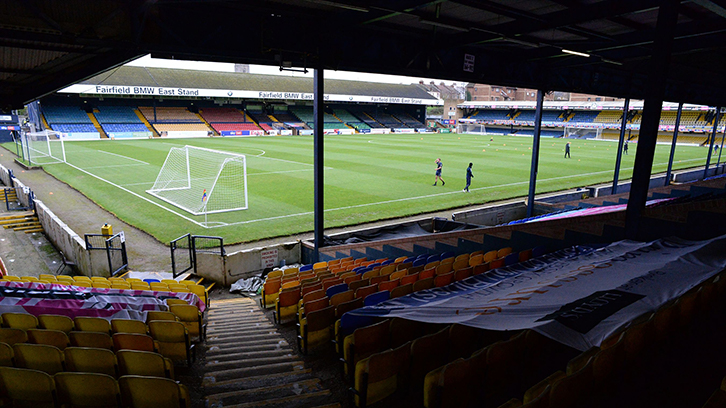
[55,372,120,408]
[38,314,74,333]
[145,311,177,324]
[28,329,70,350]
[0,342,12,366]
[148,321,191,365]
[390,283,413,298]
[0,327,28,345]
[412,277,434,292]
[64,347,118,377]
[2,312,38,329]
[111,319,148,335]
[169,305,203,340]
[113,333,157,352]
[12,343,65,374]
[363,291,390,306]
[119,375,185,408]
[69,331,114,349]
[335,297,364,319]
[117,350,173,379]
[355,284,378,300]
[0,366,56,406]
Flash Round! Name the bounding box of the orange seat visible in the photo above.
[378,279,399,292]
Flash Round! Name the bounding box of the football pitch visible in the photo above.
[6,134,710,244]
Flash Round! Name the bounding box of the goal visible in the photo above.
[147,145,248,215]
[22,130,66,165]
[564,126,603,139]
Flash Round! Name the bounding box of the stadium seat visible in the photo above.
[335,297,363,319]
[413,277,434,292]
[69,331,114,350]
[146,311,177,323]
[434,271,454,287]
[523,371,564,404]
[436,263,453,276]
[13,343,65,374]
[410,326,450,397]
[349,279,369,292]
[0,327,28,345]
[353,342,411,407]
[119,375,189,408]
[148,321,194,366]
[38,314,75,333]
[111,319,148,335]
[422,357,474,408]
[28,329,71,350]
[169,304,205,342]
[298,298,329,326]
[355,284,378,300]
[0,342,13,366]
[330,290,355,308]
[117,350,174,379]
[0,366,57,408]
[468,254,484,267]
[326,282,348,298]
[497,247,513,258]
[419,267,436,280]
[472,262,490,276]
[548,358,594,408]
[452,258,469,271]
[297,305,335,355]
[490,257,506,270]
[390,283,413,299]
[2,312,38,329]
[55,372,121,408]
[389,318,429,349]
[379,264,396,277]
[369,275,387,285]
[74,317,111,334]
[483,250,498,263]
[363,291,390,306]
[378,279,399,292]
[454,267,473,282]
[342,319,391,379]
[113,333,158,353]
[485,335,526,403]
[274,287,301,325]
[64,347,118,377]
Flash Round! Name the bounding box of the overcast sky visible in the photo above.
[126,55,466,87]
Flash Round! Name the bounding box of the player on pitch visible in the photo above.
[433,158,445,186]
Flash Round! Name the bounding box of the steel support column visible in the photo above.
[526,90,545,218]
[313,68,324,262]
[625,0,678,240]
[664,102,683,186]
[704,108,720,179]
[717,126,725,168]
[612,98,630,195]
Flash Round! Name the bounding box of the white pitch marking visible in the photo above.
[95,150,149,164]
[83,163,149,170]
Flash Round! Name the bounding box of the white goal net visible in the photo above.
[564,126,603,140]
[23,130,66,165]
[147,145,248,215]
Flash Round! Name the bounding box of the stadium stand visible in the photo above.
[568,110,600,123]
[42,105,97,133]
[199,108,263,133]
[138,107,201,123]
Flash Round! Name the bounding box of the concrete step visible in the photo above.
[207,317,270,327]
[206,354,298,370]
[205,348,294,362]
[206,332,282,346]
[203,368,314,392]
[206,340,290,355]
[205,378,323,406]
[209,390,333,408]
[204,360,306,382]
[207,326,278,338]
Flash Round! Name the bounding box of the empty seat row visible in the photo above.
[0,367,189,408]
[0,341,174,379]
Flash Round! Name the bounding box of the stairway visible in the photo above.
[134,109,159,137]
[0,211,42,234]
[195,112,218,136]
[87,112,108,138]
[202,298,340,408]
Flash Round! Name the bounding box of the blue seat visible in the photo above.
[503,252,520,266]
[326,283,348,298]
[299,264,313,272]
[368,263,381,269]
[380,260,394,266]
[356,267,372,275]
[143,279,160,283]
[440,251,455,260]
[403,257,416,264]
[532,246,548,258]
[426,255,440,264]
[352,266,366,274]
[363,291,390,307]
[338,312,377,339]
[412,259,426,268]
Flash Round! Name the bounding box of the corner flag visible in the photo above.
[202,189,208,202]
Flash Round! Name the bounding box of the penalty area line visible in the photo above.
[95,150,149,165]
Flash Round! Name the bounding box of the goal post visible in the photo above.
[22,130,66,165]
[564,126,603,139]
[147,145,248,215]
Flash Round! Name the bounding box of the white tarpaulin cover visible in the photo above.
[349,235,726,350]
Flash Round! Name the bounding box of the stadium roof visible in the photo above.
[458,100,712,111]
[2,1,726,110]
[56,66,441,105]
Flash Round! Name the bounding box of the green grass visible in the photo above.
[3,134,710,244]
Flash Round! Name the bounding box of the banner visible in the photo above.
[349,235,726,350]
[0,281,204,321]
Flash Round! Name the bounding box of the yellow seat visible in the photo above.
[150,283,169,291]
[111,282,132,289]
[93,282,111,289]
[342,320,391,380]
[146,311,178,324]
[73,281,93,288]
[73,276,92,282]
[187,284,208,307]
[12,343,65,375]
[165,299,188,307]
[168,285,190,293]
[119,375,189,408]
[0,342,13,366]
[117,350,174,379]
[297,305,335,355]
[353,342,411,407]
[266,270,283,280]
[55,372,120,408]
[0,366,57,408]
[148,320,194,366]
[169,304,205,342]
[2,312,38,329]
[64,346,118,377]
[91,277,109,282]
[38,314,75,333]
[69,331,114,350]
[56,276,75,283]
[131,283,150,291]
[39,274,58,281]
[20,276,40,282]
[2,275,21,281]
[0,328,28,345]
[126,278,143,284]
[74,317,111,334]
[160,279,178,285]
[27,329,70,350]
[112,333,158,353]
[180,280,199,287]
[111,319,148,335]
[422,357,474,408]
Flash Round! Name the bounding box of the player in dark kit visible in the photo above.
[433,158,445,186]
[624,140,629,155]
[463,163,473,192]
[565,142,571,158]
